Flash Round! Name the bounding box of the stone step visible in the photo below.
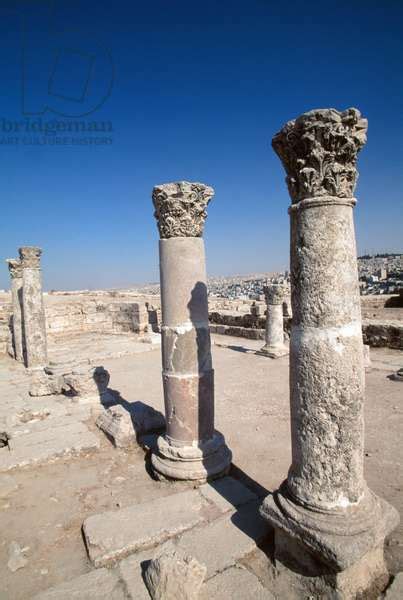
[201,565,275,600]
[32,567,126,600]
[0,422,100,472]
[82,489,211,567]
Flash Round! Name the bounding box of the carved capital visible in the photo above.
[19,246,42,269]
[272,108,367,203]
[6,258,23,279]
[152,181,214,238]
[264,283,290,305]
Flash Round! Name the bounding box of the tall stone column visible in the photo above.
[151,181,231,481]
[19,246,48,370]
[6,258,25,362]
[260,109,399,594]
[256,284,289,358]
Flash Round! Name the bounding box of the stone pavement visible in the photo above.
[0,336,402,599]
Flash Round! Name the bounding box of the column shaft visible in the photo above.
[19,247,48,369]
[151,181,231,481]
[6,259,25,362]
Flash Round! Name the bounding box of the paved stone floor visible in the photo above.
[0,334,402,599]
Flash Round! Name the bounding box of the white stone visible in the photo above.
[144,547,206,600]
[83,489,209,567]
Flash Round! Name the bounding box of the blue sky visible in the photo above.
[0,0,402,290]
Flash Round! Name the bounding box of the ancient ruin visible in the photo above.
[5,258,24,363]
[151,181,231,481]
[260,108,400,597]
[256,283,289,358]
[0,112,401,600]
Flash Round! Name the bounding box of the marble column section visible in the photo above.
[151,181,232,481]
[5,258,25,362]
[256,284,289,358]
[260,109,399,582]
[19,246,48,370]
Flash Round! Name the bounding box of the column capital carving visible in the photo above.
[272,108,367,203]
[19,246,42,269]
[152,181,214,238]
[264,283,290,305]
[6,258,23,279]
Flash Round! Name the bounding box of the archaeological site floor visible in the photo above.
[0,335,402,599]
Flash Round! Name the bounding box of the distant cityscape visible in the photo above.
[133,254,403,300]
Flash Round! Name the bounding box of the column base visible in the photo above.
[270,529,390,600]
[255,345,289,359]
[151,431,232,482]
[260,482,399,572]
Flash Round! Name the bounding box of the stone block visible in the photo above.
[32,568,126,600]
[0,422,100,472]
[144,547,206,600]
[198,477,257,513]
[96,402,165,448]
[385,573,403,599]
[201,566,275,600]
[82,489,209,567]
[174,500,271,579]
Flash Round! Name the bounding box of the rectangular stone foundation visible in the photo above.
[271,530,390,600]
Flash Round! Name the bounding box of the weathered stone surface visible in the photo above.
[0,473,19,498]
[363,343,372,369]
[152,181,214,238]
[31,568,126,600]
[257,284,289,359]
[384,572,403,599]
[174,500,271,579]
[19,246,48,369]
[144,547,206,600]
[117,552,154,600]
[29,368,61,397]
[272,107,367,203]
[261,107,399,591]
[0,422,100,472]
[6,258,24,363]
[62,365,111,402]
[198,476,257,513]
[82,489,209,567]
[201,566,275,600]
[7,541,28,572]
[96,402,165,448]
[151,197,231,481]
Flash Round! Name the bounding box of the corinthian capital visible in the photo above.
[6,258,23,279]
[152,181,214,238]
[272,108,368,203]
[19,246,42,269]
[264,283,290,305]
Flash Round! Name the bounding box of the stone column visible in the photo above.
[260,109,399,594]
[19,246,48,369]
[256,284,289,358]
[151,181,231,481]
[5,258,25,362]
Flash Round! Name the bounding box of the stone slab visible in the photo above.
[118,552,153,600]
[174,500,271,578]
[83,489,209,567]
[0,422,100,472]
[201,566,275,600]
[198,476,257,513]
[0,473,19,498]
[32,568,126,600]
[385,572,403,599]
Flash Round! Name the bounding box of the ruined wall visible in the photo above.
[0,302,12,355]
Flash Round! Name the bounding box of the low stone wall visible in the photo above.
[362,320,403,350]
[209,311,403,350]
[0,303,12,355]
[45,300,149,337]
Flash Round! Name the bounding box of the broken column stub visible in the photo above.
[260,109,399,590]
[19,247,48,370]
[151,181,231,481]
[256,283,289,358]
[6,259,24,362]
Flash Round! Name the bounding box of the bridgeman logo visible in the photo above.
[2,1,115,146]
[0,118,113,146]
